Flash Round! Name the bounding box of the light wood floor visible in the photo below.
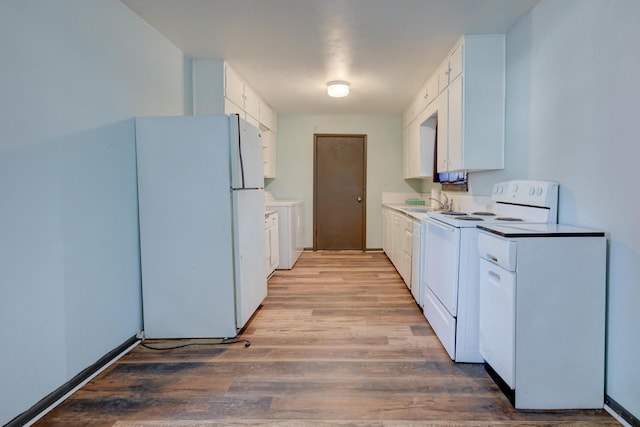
[34,251,619,426]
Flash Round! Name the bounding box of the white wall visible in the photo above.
[470,0,640,418]
[266,115,421,249]
[0,1,187,424]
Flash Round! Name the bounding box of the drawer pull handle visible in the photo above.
[489,271,501,280]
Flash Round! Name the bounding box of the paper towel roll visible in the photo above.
[431,188,441,209]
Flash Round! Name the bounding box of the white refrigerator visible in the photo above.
[135,114,267,338]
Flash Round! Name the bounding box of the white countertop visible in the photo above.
[478,223,606,238]
[382,203,437,220]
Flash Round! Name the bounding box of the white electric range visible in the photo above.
[422,180,558,362]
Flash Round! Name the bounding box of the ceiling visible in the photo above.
[121,0,539,115]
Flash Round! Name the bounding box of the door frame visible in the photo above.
[313,133,367,251]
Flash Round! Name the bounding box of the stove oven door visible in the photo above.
[424,218,460,316]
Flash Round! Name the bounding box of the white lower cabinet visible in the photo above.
[383,207,418,296]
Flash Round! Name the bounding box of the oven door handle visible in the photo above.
[428,218,457,233]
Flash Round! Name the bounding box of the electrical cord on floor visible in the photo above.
[140,338,251,351]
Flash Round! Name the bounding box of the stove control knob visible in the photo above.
[529,187,536,195]
[536,187,543,196]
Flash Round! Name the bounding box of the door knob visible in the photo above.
[357,196,362,203]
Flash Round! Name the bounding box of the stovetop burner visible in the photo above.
[472,212,496,216]
[495,217,524,221]
[444,212,468,216]
[458,217,484,221]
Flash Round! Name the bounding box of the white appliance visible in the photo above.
[265,210,279,279]
[135,114,267,339]
[422,180,558,362]
[477,223,606,409]
[265,192,304,269]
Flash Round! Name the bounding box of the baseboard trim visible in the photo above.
[7,335,139,427]
[605,395,639,427]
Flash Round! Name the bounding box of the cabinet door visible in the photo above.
[382,209,391,256]
[245,113,259,128]
[449,43,463,81]
[244,84,260,123]
[391,213,403,269]
[269,224,279,271]
[437,89,449,173]
[415,81,429,115]
[402,252,412,287]
[265,226,271,278]
[259,101,275,131]
[447,76,463,172]
[224,65,245,109]
[426,76,438,106]
[402,126,410,179]
[224,98,244,118]
[417,110,436,178]
[438,60,450,93]
[262,130,276,178]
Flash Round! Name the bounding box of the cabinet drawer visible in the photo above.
[478,232,516,272]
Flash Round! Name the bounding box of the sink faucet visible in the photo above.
[427,198,445,210]
[427,192,452,212]
[429,193,453,212]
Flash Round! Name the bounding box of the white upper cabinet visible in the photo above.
[262,129,276,179]
[193,60,277,130]
[243,83,260,123]
[436,92,449,173]
[439,35,505,173]
[438,60,451,94]
[402,34,505,177]
[425,75,439,107]
[445,75,463,172]
[224,97,244,119]
[224,64,245,111]
[403,104,437,179]
[259,101,277,132]
[193,59,279,178]
[448,43,463,82]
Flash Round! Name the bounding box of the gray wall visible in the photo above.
[1,0,637,423]
[266,115,421,249]
[471,0,640,418]
[0,1,187,423]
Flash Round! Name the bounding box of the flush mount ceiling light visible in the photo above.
[327,80,350,98]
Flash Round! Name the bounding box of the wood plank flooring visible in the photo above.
[34,252,619,426]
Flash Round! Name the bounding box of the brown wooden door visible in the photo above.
[314,134,367,250]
